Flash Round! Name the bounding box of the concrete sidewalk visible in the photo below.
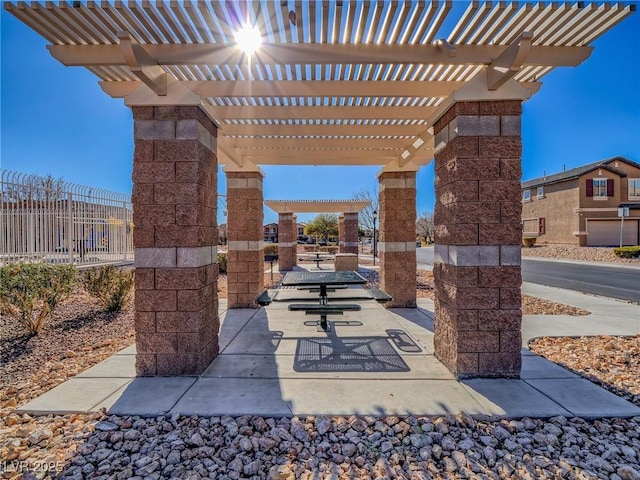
[19,283,640,419]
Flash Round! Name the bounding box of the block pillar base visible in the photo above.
[131,106,219,376]
[378,171,417,308]
[433,100,523,378]
[278,213,295,271]
[226,171,265,308]
[340,212,359,255]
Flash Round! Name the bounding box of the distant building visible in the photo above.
[263,222,309,243]
[521,156,640,246]
[263,222,278,243]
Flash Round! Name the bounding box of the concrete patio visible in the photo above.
[18,280,640,419]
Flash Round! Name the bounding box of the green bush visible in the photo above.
[83,266,134,312]
[613,245,640,258]
[522,237,537,248]
[217,252,228,274]
[0,263,77,334]
[264,244,278,256]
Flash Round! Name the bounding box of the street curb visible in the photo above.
[521,256,640,270]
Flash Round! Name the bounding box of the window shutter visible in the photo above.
[607,179,614,197]
[586,179,593,197]
[538,217,546,235]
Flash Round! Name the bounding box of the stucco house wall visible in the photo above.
[521,157,640,246]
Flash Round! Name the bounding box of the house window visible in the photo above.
[586,178,613,199]
[593,178,607,198]
[523,190,531,202]
[630,179,640,199]
[537,186,544,198]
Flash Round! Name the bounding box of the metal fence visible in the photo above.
[0,169,133,266]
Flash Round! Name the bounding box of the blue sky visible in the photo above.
[1,4,638,225]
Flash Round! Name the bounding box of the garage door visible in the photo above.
[587,219,639,246]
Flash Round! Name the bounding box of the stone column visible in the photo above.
[132,106,218,376]
[433,100,523,378]
[226,171,264,308]
[291,214,298,266]
[343,212,359,254]
[378,171,417,308]
[338,214,345,252]
[278,213,295,271]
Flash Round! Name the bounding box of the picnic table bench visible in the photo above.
[288,303,361,331]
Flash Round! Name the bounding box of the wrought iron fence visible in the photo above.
[0,169,133,266]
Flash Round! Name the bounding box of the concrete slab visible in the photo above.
[107,377,197,416]
[76,354,136,378]
[202,352,454,380]
[279,378,484,417]
[523,315,638,345]
[171,378,293,416]
[218,308,260,352]
[525,378,640,418]
[520,354,580,380]
[18,377,132,415]
[115,345,136,355]
[386,308,435,354]
[461,379,572,419]
[16,282,640,420]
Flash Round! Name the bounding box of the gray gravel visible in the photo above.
[54,413,640,480]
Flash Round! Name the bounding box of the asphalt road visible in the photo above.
[416,247,640,303]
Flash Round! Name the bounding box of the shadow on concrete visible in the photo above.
[293,333,410,373]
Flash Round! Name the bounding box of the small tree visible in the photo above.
[416,211,435,244]
[0,263,77,334]
[304,214,339,243]
[352,187,379,235]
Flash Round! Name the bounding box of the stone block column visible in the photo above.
[131,106,219,376]
[278,213,295,271]
[292,215,298,266]
[378,171,417,308]
[338,214,345,251]
[226,171,264,308]
[433,100,523,378]
[342,212,359,254]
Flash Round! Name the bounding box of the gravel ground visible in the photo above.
[1,256,638,480]
[521,245,640,264]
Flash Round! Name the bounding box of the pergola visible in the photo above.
[6,1,634,378]
[265,199,371,269]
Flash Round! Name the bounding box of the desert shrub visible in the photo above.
[613,245,640,258]
[83,266,134,312]
[522,237,537,248]
[264,244,278,256]
[217,252,228,274]
[0,263,78,334]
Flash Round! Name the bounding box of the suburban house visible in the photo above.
[263,222,308,243]
[521,156,640,246]
[263,222,278,243]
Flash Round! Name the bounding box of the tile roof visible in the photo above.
[521,156,640,188]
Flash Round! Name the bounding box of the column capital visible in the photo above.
[223,163,265,176]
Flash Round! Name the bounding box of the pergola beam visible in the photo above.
[227,137,409,149]
[207,105,439,120]
[101,79,541,100]
[117,32,167,96]
[220,123,427,137]
[486,32,534,91]
[241,150,397,165]
[48,42,594,68]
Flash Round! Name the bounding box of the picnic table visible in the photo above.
[281,271,367,331]
[298,251,333,269]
